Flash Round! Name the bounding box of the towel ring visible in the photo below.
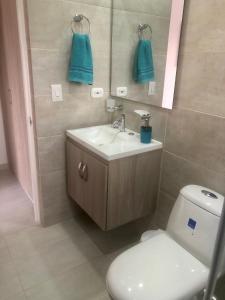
[138,24,152,40]
[71,14,91,35]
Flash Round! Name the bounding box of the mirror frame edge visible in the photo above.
[162,0,184,109]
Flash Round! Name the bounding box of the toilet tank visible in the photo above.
[167,185,224,267]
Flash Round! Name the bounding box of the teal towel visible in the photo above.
[68,33,93,85]
[133,39,154,84]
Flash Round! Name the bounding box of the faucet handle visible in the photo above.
[114,104,123,111]
[107,104,123,112]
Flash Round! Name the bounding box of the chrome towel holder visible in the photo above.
[138,24,152,40]
[71,14,91,35]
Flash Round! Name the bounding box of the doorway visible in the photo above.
[0,0,41,227]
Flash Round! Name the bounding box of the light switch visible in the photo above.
[148,81,156,95]
[91,88,104,98]
[116,87,127,97]
[51,84,63,102]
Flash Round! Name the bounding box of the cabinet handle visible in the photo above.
[78,162,84,179]
[82,164,88,181]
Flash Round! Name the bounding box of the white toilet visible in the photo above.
[106,185,224,300]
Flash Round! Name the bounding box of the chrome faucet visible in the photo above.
[112,114,126,132]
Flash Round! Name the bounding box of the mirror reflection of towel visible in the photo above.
[68,33,93,85]
[133,39,154,84]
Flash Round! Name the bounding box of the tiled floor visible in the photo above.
[0,169,144,300]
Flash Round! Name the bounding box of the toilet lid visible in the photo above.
[106,232,209,300]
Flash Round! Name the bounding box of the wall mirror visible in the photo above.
[111,0,184,109]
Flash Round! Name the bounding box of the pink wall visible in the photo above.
[0,0,32,197]
[0,97,7,166]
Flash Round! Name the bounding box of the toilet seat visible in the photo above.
[106,232,209,300]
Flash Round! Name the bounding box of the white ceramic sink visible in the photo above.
[67,125,162,161]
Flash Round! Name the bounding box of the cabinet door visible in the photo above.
[134,150,162,217]
[107,156,136,229]
[107,150,162,230]
[67,141,84,209]
[83,151,108,230]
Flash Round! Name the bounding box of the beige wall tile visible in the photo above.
[38,135,66,174]
[119,99,168,142]
[40,170,69,209]
[28,0,111,51]
[156,0,225,228]
[35,94,109,138]
[31,49,70,96]
[27,0,65,50]
[31,48,110,96]
[155,191,176,229]
[180,0,225,54]
[65,0,111,9]
[113,0,172,17]
[38,170,73,224]
[174,53,225,117]
[161,151,225,199]
[165,108,225,174]
[62,1,112,50]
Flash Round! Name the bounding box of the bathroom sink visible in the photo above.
[66,125,162,161]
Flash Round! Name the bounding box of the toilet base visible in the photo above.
[140,229,163,242]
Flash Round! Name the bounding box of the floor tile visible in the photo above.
[0,261,24,299]
[13,234,103,289]
[3,292,27,300]
[0,245,11,265]
[0,171,35,235]
[5,219,86,259]
[25,260,111,300]
[0,170,136,300]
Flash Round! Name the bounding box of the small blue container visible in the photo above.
[140,126,152,144]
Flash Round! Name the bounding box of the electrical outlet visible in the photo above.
[116,87,128,97]
[91,88,104,98]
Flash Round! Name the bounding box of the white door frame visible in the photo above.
[16,0,42,225]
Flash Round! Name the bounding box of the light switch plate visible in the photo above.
[91,88,104,98]
[51,84,63,102]
[148,81,156,95]
[116,87,128,97]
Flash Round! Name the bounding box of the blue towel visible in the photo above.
[68,33,93,85]
[133,39,154,84]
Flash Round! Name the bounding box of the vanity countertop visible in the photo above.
[66,124,163,161]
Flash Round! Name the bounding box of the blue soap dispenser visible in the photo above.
[134,110,152,144]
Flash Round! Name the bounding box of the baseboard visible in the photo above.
[0,164,9,170]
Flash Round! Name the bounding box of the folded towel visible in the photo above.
[133,39,154,84]
[68,33,93,85]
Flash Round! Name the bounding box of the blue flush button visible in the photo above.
[188,218,197,230]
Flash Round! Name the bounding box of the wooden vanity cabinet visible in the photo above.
[67,139,162,231]
[67,140,108,230]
